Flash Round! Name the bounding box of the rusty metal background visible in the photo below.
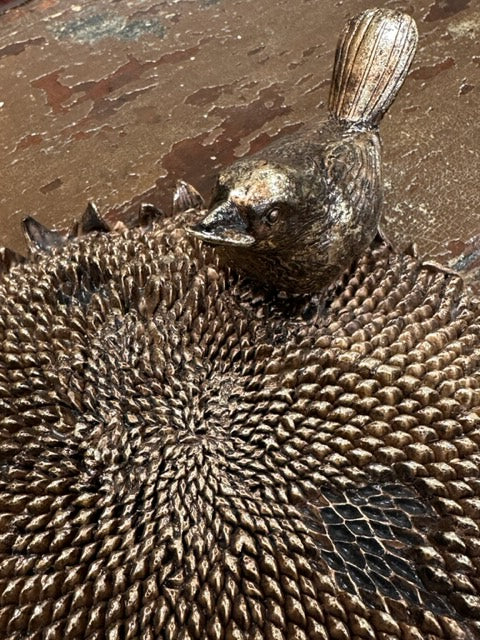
[0,0,478,283]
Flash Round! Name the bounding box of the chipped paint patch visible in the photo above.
[50,12,166,44]
[450,236,480,271]
[447,14,480,39]
[0,0,32,15]
[424,0,471,22]
[39,177,63,194]
[410,57,456,80]
[0,37,46,59]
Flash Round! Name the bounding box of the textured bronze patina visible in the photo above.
[189,9,417,294]
[1,200,480,640]
[0,6,480,640]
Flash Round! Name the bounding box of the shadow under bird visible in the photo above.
[188,8,418,294]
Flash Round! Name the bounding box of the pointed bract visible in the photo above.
[22,216,66,252]
[69,220,80,238]
[173,180,205,214]
[80,202,111,234]
[138,203,164,227]
[0,246,25,275]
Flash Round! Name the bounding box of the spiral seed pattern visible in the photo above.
[0,210,479,639]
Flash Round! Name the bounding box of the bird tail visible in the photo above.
[328,8,418,128]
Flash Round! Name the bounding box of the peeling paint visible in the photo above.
[449,234,480,273]
[424,0,471,23]
[49,12,166,44]
[0,0,478,282]
[184,82,239,107]
[446,14,480,38]
[0,0,32,15]
[410,57,456,80]
[39,177,63,194]
[0,37,45,59]
[15,133,43,151]
[31,71,72,114]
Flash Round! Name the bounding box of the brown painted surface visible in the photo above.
[0,0,478,284]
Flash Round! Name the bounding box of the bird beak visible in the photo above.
[187,203,255,247]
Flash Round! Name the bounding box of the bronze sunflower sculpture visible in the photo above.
[0,8,479,640]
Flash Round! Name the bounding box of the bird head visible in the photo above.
[188,160,306,252]
[186,136,380,294]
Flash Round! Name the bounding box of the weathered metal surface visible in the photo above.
[0,5,480,638]
[0,0,478,283]
[1,197,480,640]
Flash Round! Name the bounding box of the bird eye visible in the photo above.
[266,208,280,225]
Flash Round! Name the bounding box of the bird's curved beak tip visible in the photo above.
[186,205,256,248]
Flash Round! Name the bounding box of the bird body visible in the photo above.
[189,9,418,294]
[206,122,381,293]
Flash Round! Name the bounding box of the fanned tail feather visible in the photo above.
[328,8,418,127]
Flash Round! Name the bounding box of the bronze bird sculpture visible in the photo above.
[1,7,480,640]
[189,9,418,294]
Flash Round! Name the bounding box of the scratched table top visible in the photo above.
[0,0,478,287]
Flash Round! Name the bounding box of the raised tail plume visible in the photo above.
[328,8,418,127]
